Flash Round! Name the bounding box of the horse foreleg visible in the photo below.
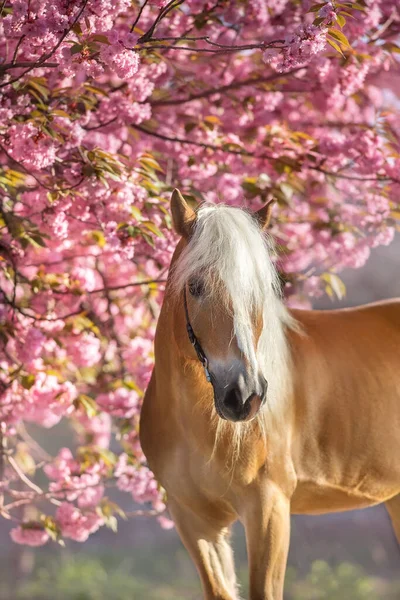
[385,494,400,547]
[168,498,239,600]
[242,484,291,600]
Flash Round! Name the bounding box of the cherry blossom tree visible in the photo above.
[0,0,399,546]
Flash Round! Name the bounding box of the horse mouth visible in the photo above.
[214,399,227,420]
[214,393,263,422]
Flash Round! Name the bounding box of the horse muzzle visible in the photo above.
[214,378,267,422]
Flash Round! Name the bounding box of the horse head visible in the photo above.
[168,189,288,423]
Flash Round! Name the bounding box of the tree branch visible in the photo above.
[0,62,59,72]
[151,68,305,106]
[51,278,167,295]
[139,42,268,54]
[133,124,399,184]
[131,123,254,155]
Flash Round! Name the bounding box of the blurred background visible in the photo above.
[1,235,399,600]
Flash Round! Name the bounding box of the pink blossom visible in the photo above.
[115,454,165,510]
[76,412,112,448]
[64,333,102,368]
[96,388,140,418]
[100,43,140,79]
[264,25,327,72]
[17,328,46,366]
[56,502,104,542]
[44,447,78,480]
[157,515,175,529]
[319,2,337,24]
[45,448,105,507]
[7,123,58,170]
[71,266,98,292]
[10,525,50,547]
[25,374,77,428]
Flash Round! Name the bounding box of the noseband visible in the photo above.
[183,287,212,383]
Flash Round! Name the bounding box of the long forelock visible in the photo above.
[170,203,288,372]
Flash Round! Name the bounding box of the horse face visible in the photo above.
[171,188,275,423]
[185,276,268,422]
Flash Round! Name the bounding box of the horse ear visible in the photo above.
[170,189,196,237]
[255,199,276,230]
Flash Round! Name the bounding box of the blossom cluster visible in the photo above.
[0,0,399,545]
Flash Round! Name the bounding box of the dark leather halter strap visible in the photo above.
[183,286,211,383]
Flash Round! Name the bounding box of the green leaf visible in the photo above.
[122,379,142,393]
[382,42,400,55]
[70,44,83,55]
[327,38,345,56]
[21,374,35,390]
[141,220,164,238]
[52,109,71,119]
[72,22,82,36]
[242,180,263,198]
[27,233,47,248]
[139,157,164,173]
[90,34,111,44]
[348,2,366,10]
[204,115,221,124]
[74,394,98,418]
[84,84,108,96]
[307,2,327,12]
[337,14,346,27]
[321,273,346,300]
[141,231,155,248]
[313,16,325,26]
[131,206,142,221]
[184,122,197,133]
[328,28,351,48]
[91,230,106,247]
[28,79,49,101]
[96,448,118,467]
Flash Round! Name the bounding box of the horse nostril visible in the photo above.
[223,386,242,412]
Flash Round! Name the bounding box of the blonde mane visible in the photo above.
[170,203,295,457]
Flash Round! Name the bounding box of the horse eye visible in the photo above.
[188,280,205,297]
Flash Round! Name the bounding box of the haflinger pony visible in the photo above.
[140,189,400,600]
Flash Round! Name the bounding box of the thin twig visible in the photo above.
[11,35,26,65]
[314,166,397,183]
[17,425,52,462]
[124,509,167,518]
[85,117,118,131]
[7,455,43,496]
[138,0,185,43]
[131,0,150,32]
